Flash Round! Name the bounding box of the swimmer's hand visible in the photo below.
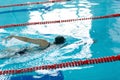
[3,35,14,41]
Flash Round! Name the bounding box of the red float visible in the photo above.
[0,55,119,75]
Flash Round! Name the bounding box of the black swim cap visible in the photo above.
[54,36,66,44]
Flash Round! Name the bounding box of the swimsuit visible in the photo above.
[15,43,50,55]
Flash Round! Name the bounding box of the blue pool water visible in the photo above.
[0,0,120,80]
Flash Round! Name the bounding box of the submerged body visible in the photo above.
[0,35,66,59]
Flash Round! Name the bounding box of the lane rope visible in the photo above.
[0,0,70,8]
[0,13,120,29]
[0,55,120,75]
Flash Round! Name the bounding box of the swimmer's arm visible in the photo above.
[13,36,32,43]
[6,35,49,47]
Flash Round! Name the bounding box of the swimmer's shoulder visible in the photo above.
[49,42,67,48]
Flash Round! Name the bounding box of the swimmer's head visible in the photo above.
[54,36,66,44]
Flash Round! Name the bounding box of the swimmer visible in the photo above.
[3,35,66,56]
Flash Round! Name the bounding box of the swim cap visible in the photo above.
[54,36,66,44]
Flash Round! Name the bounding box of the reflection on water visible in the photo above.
[0,0,94,72]
[109,1,120,54]
[22,0,94,68]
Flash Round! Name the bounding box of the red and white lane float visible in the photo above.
[0,0,70,8]
[0,55,120,75]
[0,13,120,29]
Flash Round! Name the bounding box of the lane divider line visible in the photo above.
[0,55,120,75]
[0,0,71,8]
[0,14,120,29]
